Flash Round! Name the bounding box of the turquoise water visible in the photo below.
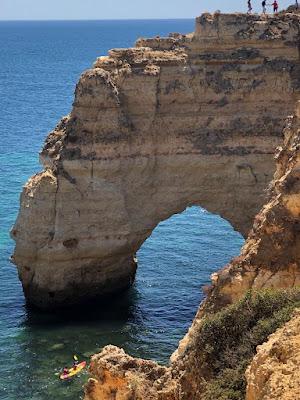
[0,20,244,400]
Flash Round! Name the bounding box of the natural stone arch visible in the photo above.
[11,12,300,309]
[12,145,271,310]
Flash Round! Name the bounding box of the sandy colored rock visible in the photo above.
[168,100,300,395]
[84,346,178,400]
[11,11,300,309]
[82,99,300,399]
[246,309,300,400]
[200,100,300,314]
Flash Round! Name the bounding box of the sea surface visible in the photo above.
[0,20,244,400]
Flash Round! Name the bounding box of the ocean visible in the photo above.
[0,20,244,400]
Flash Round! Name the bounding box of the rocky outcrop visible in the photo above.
[83,101,300,400]
[284,4,300,14]
[85,346,177,400]
[246,309,300,400]
[12,12,300,308]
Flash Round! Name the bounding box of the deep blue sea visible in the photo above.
[0,20,244,400]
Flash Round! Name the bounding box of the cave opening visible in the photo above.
[134,206,244,362]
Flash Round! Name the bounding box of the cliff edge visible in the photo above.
[11,11,300,309]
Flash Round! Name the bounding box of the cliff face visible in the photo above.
[246,310,300,400]
[83,101,300,400]
[11,12,300,309]
[201,100,300,313]
[170,100,300,398]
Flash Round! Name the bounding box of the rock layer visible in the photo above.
[200,100,300,313]
[12,12,300,308]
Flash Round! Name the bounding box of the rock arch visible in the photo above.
[11,12,300,309]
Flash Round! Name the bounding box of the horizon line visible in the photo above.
[0,17,196,22]
[0,10,286,22]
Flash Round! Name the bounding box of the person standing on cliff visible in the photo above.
[262,0,267,13]
[272,0,278,13]
[247,0,253,13]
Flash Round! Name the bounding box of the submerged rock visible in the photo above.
[50,343,65,351]
[83,351,98,359]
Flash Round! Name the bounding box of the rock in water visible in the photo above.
[11,12,300,309]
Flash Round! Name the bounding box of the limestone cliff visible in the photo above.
[201,100,300,313]
[170,99,300,398]
[11,11,300,309]
[84,101,300,400]
[246,309,300,400]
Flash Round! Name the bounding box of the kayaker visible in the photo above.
[60,359,87,380]
[72,361,79,370]
[72,355,79,370]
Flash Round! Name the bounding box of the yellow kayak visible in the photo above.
[60,361,87,380]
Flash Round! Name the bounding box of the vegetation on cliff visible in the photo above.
[200,288,300,400]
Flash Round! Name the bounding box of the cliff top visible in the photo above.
[91,11,300,71]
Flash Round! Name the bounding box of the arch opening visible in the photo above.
[134,205,244,362]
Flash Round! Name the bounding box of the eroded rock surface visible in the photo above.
[85,346,177,400]
[202,100,300,313]
[246,309,300,400]
[83,100,300,400]
[12,12,300,308]
[169,100,300,396]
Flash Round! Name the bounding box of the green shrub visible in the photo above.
[196,288,300,400]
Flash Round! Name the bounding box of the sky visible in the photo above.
[0,0,294,20]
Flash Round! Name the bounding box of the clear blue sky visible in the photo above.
[0,0,294,20]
